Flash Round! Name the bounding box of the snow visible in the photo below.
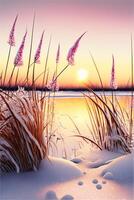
[1,157,82,200]
[77,147,122,167]
[40,157,82,182]
[71,158,82,164]
[1,148,133,200]
[77,181,84,185]
[47,91,133,98]
[103,172,114,180]
[101,151,134,183]
[96,184,102,190]
[0,138,11,148]
[60,194,74,200]
[44,191,58,200]
[92,179,98,184]
[102,180,106,184]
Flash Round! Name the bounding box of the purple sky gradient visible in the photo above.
[0,0,133,88]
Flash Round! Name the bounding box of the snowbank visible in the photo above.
[1,157,82,200]
[76,147,123,168]
[1,148,133,200]
[40,157,82,182]
[101,152,134,183]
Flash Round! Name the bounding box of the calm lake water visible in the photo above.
[49,91,132,158]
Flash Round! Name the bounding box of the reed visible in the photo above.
[2,15,18,86]
[68,53,133,154]
[75,49,133,153]
[8,31,27,87]
[32,31,44,88]
[82,90,131,153]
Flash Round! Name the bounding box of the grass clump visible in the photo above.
[0,89,48,173]
[83,91,132,153]
[76,49,133,154]
[0,14,85,173]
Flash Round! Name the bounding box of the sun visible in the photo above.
[77,69,88,82]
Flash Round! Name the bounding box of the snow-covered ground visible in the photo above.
[48,91,133,98]
[0,92,133,199]
[1,147,133,200]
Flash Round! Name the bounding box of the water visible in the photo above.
[49,92,132,158]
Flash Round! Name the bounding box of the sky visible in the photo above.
[0,0,133,88]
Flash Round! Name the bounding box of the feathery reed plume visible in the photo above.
[8,15,18,46]
[9,31,27,86]
[67,32,86,65]
[53,33,86,83]
[14,31,27,66]
[34,31,44,64]
[32,31,44,87]
[3,15,18,86]
[110,55,117,90]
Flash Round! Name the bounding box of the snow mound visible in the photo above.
[1,157,82,200]
[103,172,113,180]
[101,152,134,183]
[78,148,122,168]
[78,148,122,161]
[87,159,111,168]
[41,157,82,182]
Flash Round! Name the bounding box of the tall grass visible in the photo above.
[2,15,18,86]
[82,90,131,153]
[0,89,49,173]
[75,48,133,153]
[0,17,86,173]
[0,16,53,173]
[0,14,133,174]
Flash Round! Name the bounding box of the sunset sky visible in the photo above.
[0,0,133,88]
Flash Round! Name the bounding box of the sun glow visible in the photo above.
[77,69,88,82]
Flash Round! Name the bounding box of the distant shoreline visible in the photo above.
[0,86,133,92]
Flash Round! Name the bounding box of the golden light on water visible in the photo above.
[77,69,89,82]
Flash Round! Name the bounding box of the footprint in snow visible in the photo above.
[96,184,102,190]
[92,179,98,184]
[102,180,107,184]
[61,194,74,200]
[78,181,84,186]
[44,191,58,200]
